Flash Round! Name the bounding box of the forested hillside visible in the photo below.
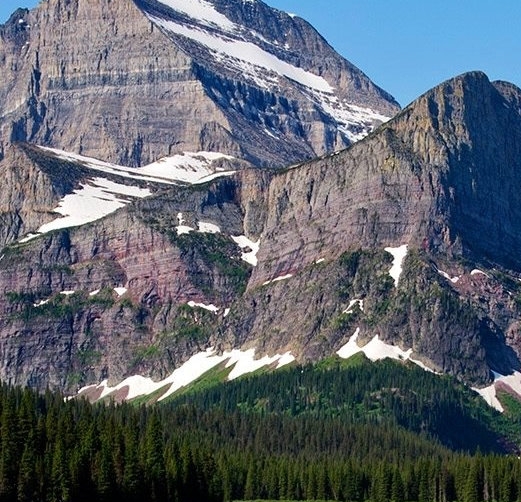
[1,358,521,502]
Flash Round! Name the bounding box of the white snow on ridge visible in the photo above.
[312,94,391,142]
[156,0,236,31]
[226,349,281,380]
[384,245,408,287]
[79,347,296,402]
[148,16,333,94]
[39,146,236,186]
[337,330,433,373]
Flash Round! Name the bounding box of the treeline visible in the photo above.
[0,359,520,501]
[172,357,519,454]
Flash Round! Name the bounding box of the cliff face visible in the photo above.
[0,0,400,251]
[0,0,399,169]
[0,72,520,393]
[248,72,521,284]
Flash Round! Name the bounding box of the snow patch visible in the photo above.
[198,221,221,234]
[176,225,194,235]
[336,328,361,359]
[231,235,260,266]
[89,290,100,297]
[33,299,50,307]
[40,146,236,186]
[474,384,504,412]
[187,301,220,313]
[114,287,127,296]
[471,269,490,278]
[315,258,325,264]
[226,349,282,380]
[384,245,408,287]
[148,16,333,93]
[473,371,521,412]
[60,290,75,296]
[337,330,434,373]
[156,0,236,31]
[82,348,297,402]
[343,299,364,314]
[276,352,296,368]
[310,94,391,142]
[437,269,460,283]
[32,177,152,237]
[263,273,293,285]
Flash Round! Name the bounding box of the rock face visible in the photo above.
[0,0,399,169]
[0,0,399,247]
[0,71,521,393]
[249,71,521,283]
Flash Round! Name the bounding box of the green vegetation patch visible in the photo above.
[6,287,116,321]
[177,231,251,295]
[163,303,215,344]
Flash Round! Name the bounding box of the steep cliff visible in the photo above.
[0,0,399,169]
[0,72,520,397]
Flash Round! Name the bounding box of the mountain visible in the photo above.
[0,0,399,247]
[1,1,521,410]
[0,0,397,168]
[1,68,521,410]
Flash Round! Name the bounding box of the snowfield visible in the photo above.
[231,235,260,266]
[473,371,521,412]
[78,348,296,402]
[39,146,236,185]
[146,1,390,142]
[17,147,236,242]
[337,329,434,374]
[384,245,408,287]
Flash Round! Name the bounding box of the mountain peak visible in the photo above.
[0,0,399,170]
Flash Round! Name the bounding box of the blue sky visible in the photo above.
[1,0,520,106]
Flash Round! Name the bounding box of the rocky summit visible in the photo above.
[0,1,520,409]
[0,0,397,169]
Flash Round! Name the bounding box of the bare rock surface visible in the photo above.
[0,0,399,168]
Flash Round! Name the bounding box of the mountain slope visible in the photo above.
[0,0,398,169]
[0,0,399,247]
[0,71,521,402]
